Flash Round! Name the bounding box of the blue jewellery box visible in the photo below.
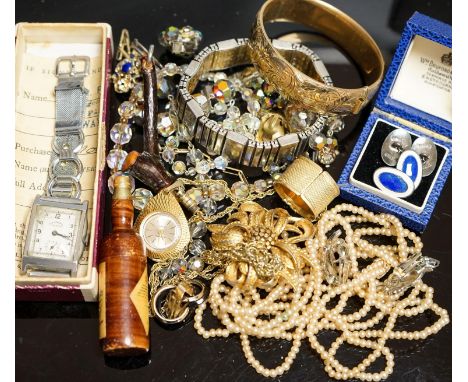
[338,12,452,232]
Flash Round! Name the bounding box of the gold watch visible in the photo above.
[134,188,190,261]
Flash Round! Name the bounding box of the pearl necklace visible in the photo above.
[194,203,449,380]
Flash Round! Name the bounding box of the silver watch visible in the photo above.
[22,56,90,277]
[176,38,334,168]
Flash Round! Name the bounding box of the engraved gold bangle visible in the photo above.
[274,156,339,219]
[249,0,385,115]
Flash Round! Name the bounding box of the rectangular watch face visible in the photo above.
[28,205,82,260]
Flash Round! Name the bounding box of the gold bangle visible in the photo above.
[249,0,385,115]
[274,156,339,219]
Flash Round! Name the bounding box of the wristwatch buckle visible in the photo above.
[56,56,90,79]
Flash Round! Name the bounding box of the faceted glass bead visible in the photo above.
[108,172,135,194]
[110,123,132,145]
[231,181,250,199]
[195,160,211,175]
[309,132,326,150]
[213,102,227,116]
[187,147,204,164]
[213,80,233,102]
[227,105,241,120]
[260,96,274,110]
[222,118,237,130]
[189,220,207,239]
[327,116,345,133]
[189,239,206,256]
[247,100,261,115]
[256,89,265,99]
[195,174,209,182]
[208,183,226,201]
[164,62,179,76]
[231,78,243,91]
[186,187,203,204]
[158,267,174,281]
[165,135,180,148]
[180,26,194,39]
[188,257,204,272]
[268,163,281,174]
[162,147,175,164]
[118,101,136,119]
[157,112,177,137]
[240,113,260,132]
[254,179,268,192]
[186,167,197,177]
[213,72,227,82]
[199,197,217,216]
[175,258,188,274]
[167,26,179,39]
[241,88,254,101]
[290,111,309,131]
[132,188,153,210]
[131,82,144,102]
[213,156,228,170]
[172,160,186,175]
[106,149,128,170]
[317,146,337,165]
[157,75,177,98]
[262,81,276,96]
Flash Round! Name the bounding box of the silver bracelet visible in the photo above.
[176,38,335,169]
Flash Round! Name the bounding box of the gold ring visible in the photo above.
[249,0,385,115]
[151,285,190,324]
[274,156,339,219]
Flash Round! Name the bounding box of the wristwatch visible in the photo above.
[135,188,191,261]
[176,38,334,169]
[22,56,90,277]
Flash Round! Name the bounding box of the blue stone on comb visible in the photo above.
[373,167,415,199]
[397,150,422,189]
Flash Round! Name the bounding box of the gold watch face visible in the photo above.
[140,211,182,252]
[30,205,80,260]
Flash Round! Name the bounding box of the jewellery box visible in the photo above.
[15,23,113,301]
[338,12,451,232]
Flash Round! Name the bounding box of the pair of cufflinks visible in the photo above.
[374,129,437,198]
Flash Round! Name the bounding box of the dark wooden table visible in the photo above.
[16,1,452,381]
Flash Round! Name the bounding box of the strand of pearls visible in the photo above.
[194,204,450,380]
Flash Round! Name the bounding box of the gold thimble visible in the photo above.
[274,156,339,219]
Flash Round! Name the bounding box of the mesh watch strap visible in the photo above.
[47,56,89,199]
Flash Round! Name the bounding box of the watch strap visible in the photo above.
[48,56,90,199]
